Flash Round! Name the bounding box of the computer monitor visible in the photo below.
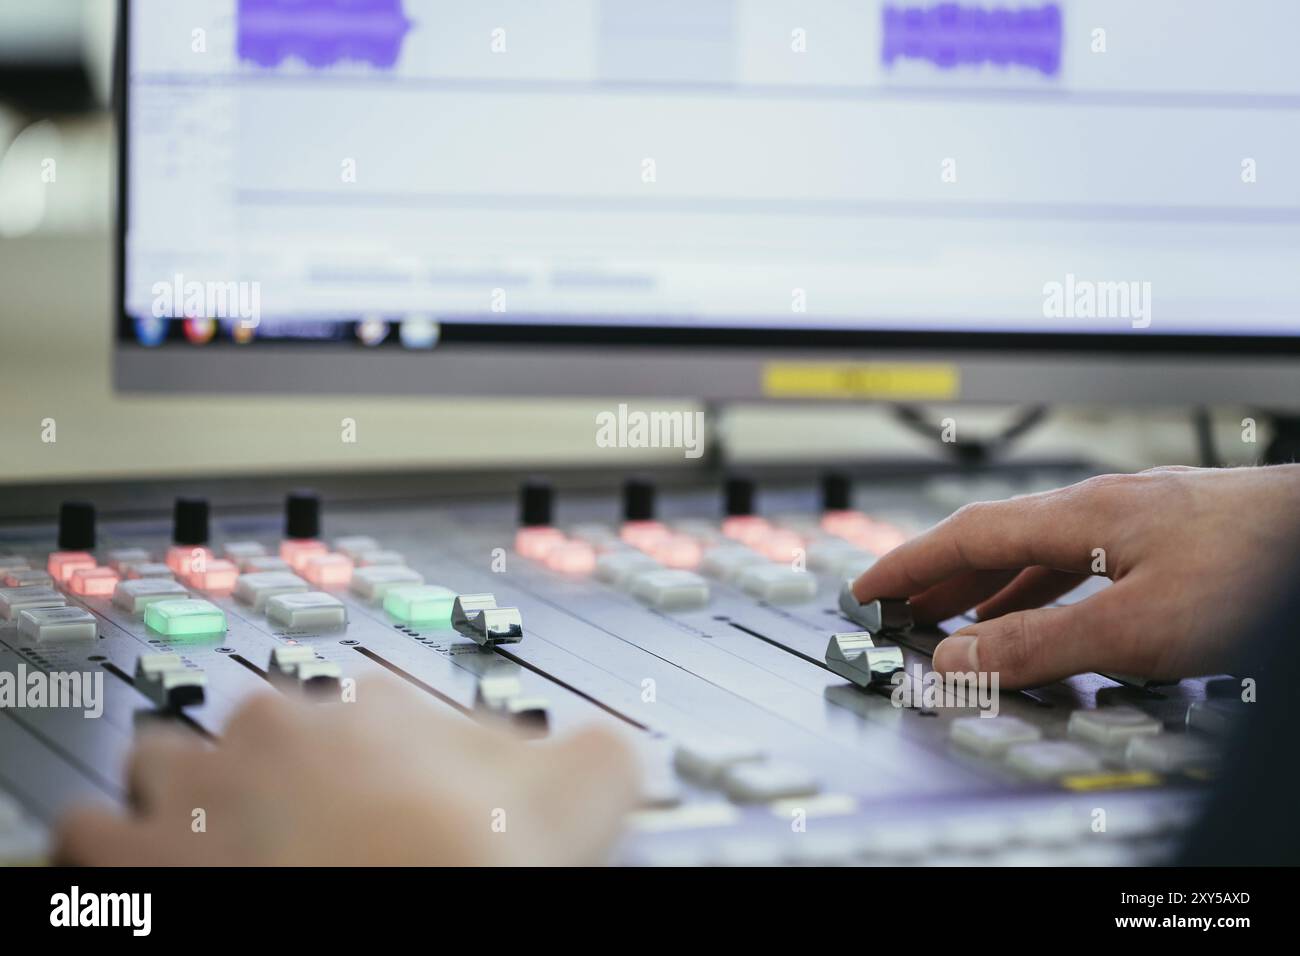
[115,0,1300,404]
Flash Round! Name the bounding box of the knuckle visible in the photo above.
[948,501,989,527]
[1072,472,1136,504]
[985,613,1037,676]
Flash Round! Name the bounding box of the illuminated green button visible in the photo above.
[383,585,456,626]
[144,598,227,637]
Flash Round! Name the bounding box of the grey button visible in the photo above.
[1067,706,1162,746]
[19,606,96,643]
[720,761,818,802]
[1005,741,1102,780]
[673,736,764,784]
[950,714,1042,756]
[266,591,347,629]
[234,571,308,611]
[737,564,817,604]
[1125,733,1218,773]
[628,569,710,611]
[0,586,65,621]
[113,578,189,613]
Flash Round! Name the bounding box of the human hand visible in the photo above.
[851,465,1300,688]
[57,676,638,865]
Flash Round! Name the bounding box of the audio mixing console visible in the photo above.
[0,468,1230,866]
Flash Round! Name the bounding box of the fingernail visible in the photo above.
[934,632,980,673]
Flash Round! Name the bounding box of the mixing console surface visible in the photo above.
[0,469,1221,866]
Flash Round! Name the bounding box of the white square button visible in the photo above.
[1006,741,1102,781]
[949,715,1042,757]
[350,565,423,601]
[19,606,97,643]
[266,591,348,629]
[0,586,66,621]
[113,578,190,613]
[235,571,309,611]
[594,551,660,586]
[629,569,710,611]
[737,564,817,604]
[673,736,764,784]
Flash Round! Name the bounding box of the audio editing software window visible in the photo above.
[124,0,1300,342]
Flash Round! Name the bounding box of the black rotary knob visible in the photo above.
[724,476,755,517]
[285,490,320,540]
[519,480,553,527]
[173,497,209,546]
[623,478,656,522]
[57,501,96,551]
[821,471,852,512]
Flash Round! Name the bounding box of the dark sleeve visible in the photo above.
[1179,564,1300,865]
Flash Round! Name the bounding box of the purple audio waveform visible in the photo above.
[882,3,1062,77]
[237,0,413,70]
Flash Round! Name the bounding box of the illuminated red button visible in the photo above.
[186,558,240,592]
[651,534,703,570]
[756,529,804,564]
[302,553,354,587]
[280,539,329,571]
[820,510,872,538]
[546,540,597,574]
[515,526,566,560]
[842,521,909,556]
[620,520,670,551]
[166,545,214,575]
[47,551,96,583]
[721,515,770,547]
[68,566,119,597]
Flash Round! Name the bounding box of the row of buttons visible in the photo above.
[950,708,1220,779]
[1,529,424,641]
[633,808,1186,867]
[673,736,820,803]
[524,509,905,611]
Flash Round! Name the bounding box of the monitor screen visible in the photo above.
[117,0,1300,388]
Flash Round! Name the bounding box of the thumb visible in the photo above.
[932,599,1114,689]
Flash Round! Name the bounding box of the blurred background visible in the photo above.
[0,1,1268,486]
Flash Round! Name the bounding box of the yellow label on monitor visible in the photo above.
[762,362,960,399]
[1061,770,1161,792]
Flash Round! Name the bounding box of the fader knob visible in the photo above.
[623,478,656,522]
[57,501,96,551]
[285,490,320,540]
[821,472,852,512]
[519,480,553,527]
[724,476,755,517]
[173,497,209,545]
